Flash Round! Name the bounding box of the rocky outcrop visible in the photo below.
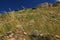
[36,2,60,8]
[53,2,60,7]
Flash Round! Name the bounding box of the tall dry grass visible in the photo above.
[0,6,60,36]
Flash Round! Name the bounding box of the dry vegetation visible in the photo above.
[0,3,60,40]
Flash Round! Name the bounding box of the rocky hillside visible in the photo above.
[0,27,60,40]
[0,2,60,40]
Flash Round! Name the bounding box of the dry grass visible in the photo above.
[0,6,60,36]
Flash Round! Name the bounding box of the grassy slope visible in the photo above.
[0,6,60,35]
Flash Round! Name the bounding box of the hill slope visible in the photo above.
[0,3,60,40]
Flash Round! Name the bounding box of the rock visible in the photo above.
[7,37,16,40]
[29,30,40,37]
[40,2,49,8]
[55,35,60,39]
[29,30,41,40]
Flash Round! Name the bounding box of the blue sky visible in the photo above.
[0,0,56,13]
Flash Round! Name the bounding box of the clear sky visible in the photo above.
[0,0,56,13]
